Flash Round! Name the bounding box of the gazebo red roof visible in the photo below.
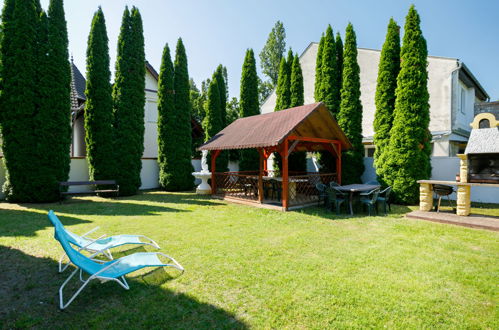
[198,102,352,151]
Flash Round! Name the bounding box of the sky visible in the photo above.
[8,0,499,100]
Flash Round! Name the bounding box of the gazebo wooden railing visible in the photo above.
[213,171,338,206]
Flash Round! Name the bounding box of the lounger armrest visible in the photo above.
[81,226,100,238]
[78,234,107,251]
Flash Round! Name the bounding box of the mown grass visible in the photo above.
[0,191,497,329]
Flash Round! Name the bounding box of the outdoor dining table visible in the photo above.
[334,184,380,215]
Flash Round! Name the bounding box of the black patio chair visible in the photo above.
[315,183,329,207]
[433,184,454,212]
[360,188,380,216]
[329,186,347,215]
[376,186,392,215]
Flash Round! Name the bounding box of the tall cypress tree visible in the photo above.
[84,8,114,184]
[337,23,364,185]
[317,25,342,174]
[314,33,325,101]
[203,77,223,159]
[335,32,344,97]
[289,54,307,172]
[44,0,71,197]
[213,64,228,171]
[214,65,227,127]
[112,7,146,196]
[0,0,40,201]
[373,18,400,185]
[274,57,290,111]
[239,49,260,171]
[290,54,304,108]
[34,10,54,200]
[157,44,177,190]
[320,25,340,116]
[383,6,430,204]
[172,38,194,189]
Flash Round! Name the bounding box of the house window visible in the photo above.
[460,88,466,114]
[364,145,375,158]
[145,100,158,123]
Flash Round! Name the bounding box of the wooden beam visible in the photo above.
[330,142,340,158]
[210,150,221,194]
[287,135,342,145]
[287,140,300,158]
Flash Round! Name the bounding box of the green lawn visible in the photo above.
[0,192,497,329]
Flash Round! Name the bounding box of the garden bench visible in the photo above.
[59,180,119,202]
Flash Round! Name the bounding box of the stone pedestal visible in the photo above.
[419,183,433,211]
[457,154,468,183]
[193,173,211,194]
[456,185,471,216]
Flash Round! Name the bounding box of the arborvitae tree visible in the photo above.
[239,49,260,171]
[317,26,341,173]
[382,6,430,204]
[373,18,400,185]
[214,65,227,127]
[226,97,240,162]
[34,11,55,200]
[0,0,41,201]
[172,38,194,189]
[289,54,307,172]
[84,8,114,184]
[337,23,364,185]
[112,7,145,196]
[203,77,222,141]
[320,25,340,116]
[213,64,229,171]
[44,0,71,197]
[157,44,177,190]
[274,57,291,111]
[314,33,324,101]
[290,54,304,108]
[335,32,344,96]
[203,77,227,171]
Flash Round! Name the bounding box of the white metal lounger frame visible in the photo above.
[58,226,161,273]
[59,251,184,310]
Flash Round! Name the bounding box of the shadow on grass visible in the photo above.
[0,209,91,237]
[128,190,223,207]
[0,191,224,237]
[0,245,247,329]
[297,203,414,220]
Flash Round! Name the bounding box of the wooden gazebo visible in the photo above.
[198,102,352,210]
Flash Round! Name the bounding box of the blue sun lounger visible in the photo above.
[48,210,161,272]
[48,211,184,309]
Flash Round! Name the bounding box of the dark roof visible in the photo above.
[71,61,86,101]
[198,102,352,151]
[459,63,489,101]
[146,61,159,80]
[465,127,499,154]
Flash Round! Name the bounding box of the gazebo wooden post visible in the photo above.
[211,150,221,194]
[258,149,264,203]
[282,139,289,210]
[262,150,268,176]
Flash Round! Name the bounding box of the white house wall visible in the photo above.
[143,90,159,158]
[261,44,460,139]
[453,78,476,134]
